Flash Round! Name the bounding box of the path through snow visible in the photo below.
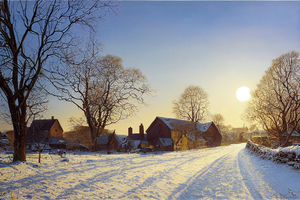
[1,143,300,199]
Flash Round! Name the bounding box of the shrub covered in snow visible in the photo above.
[246,140,300,169]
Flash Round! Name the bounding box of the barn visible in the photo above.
[146,117,222,151]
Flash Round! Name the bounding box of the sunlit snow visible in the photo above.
[1,143,300,199]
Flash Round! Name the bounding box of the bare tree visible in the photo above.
[172,85,210,127]
[69,116,86,131]
[51,53,152,149]
[0,0,117,161]
[243,51,300,146]
[212,114,225,131]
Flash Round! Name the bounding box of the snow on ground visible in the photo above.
[1,143,300,199]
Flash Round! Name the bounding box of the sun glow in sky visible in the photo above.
[236,86,251,102]
[1,1,300,133]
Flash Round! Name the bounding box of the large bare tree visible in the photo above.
[244,51,300,146]
[51,53,152,149]
[172,85,210,126]
[0,0,116,161]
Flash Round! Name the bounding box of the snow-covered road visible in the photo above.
[1,143,300,199]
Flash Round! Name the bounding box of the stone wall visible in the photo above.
[245,140,300,170]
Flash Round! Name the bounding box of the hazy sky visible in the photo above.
[1,1,300,134]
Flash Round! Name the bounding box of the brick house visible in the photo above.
[175,133,206,151]
[108,132,128,152]
[96,133,113,151]
[127,124,149,150]
[26,116,65,150]
[95,130,128,152]
[146,117,222,151]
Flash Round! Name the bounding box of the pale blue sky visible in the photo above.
[1,1,300,134]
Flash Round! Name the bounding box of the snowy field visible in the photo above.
[1,143,300,199]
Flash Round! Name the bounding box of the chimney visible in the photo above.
[128,127,132,138]
[51,116,54,120]
[139,123,144,140]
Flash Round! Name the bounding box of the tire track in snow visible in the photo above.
[117,150,224,199]
[55,152,214,199]
[169,145,255,199]
[168,144,282,200]
[121,146,239,199]
[168,154,230,199]
[237,149,280,199]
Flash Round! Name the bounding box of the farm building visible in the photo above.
[146,117,222,151]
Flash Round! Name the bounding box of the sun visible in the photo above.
[236,86,251,102]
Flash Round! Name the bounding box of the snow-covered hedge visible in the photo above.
[246,140,300,169]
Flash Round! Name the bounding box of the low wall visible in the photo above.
[245,140,300,170]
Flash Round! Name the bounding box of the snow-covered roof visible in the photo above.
[132,140,141,148]
[29,119,57,131]
[159,138,173,146]
[158,117,213,132]
[188,135,195,141]
[97,134,112,145]
[116,135,128,144]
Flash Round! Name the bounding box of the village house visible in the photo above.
[175,133,206,151]
[0,131,10,149]
[3,130,20,149]
[95,130,128,152]
[146,117,222,151]
[127,124,149,150]
[108,132,128,152]
[96,132,113,151]
[26,116,65,150]
[231,126,249,142]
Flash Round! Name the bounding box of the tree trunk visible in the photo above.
[84,107,96,150]
[12,119,27,162]
[13,127,27,162]
[9,97,27,162]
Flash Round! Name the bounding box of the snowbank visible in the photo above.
[246,140,300,169]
